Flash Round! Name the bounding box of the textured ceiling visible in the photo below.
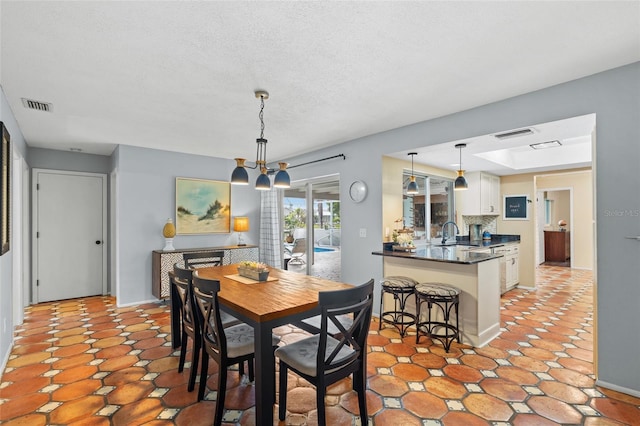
[1,1,639,173]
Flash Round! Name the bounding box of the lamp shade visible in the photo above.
[233,217,250,232]
[231,158,249,185]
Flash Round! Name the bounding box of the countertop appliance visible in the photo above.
[470,224,482,241]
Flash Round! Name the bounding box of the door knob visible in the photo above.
[95,240,102,245]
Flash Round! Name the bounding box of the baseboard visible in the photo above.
[595,379,640,398]
[116,298,163,308]
[0,336,15,381]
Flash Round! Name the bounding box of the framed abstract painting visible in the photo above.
[175,177,230,234]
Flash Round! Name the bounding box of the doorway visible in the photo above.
[32,169,107,303]
[283,176,341,281]
[536,188,573,267]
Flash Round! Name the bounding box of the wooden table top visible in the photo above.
[195,264,353,324]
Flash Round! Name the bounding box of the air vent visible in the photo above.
[494,128,533,139]
[21,98,52,112]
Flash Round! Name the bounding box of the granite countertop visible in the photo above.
[372,234,520,265]
[372,246,503,265]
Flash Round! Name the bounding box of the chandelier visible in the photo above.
[230,90,290,190]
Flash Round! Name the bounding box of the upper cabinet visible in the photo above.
[460,172,501,216]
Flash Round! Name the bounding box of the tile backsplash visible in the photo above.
[461,215,497,235]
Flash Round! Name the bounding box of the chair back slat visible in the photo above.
[183,251,225,269]
[192,271,227,359]
[170,263,197,326]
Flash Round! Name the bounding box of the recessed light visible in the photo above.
[70,148,83,152]
[530,140,562,150]
[494,128,534,139]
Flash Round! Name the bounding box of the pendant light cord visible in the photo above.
[259,95,265,140]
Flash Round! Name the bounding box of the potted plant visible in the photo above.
[237,261,270,281]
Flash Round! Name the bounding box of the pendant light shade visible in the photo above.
[230,91,291,190]
[406,152,419,195]
[454,143,468,191]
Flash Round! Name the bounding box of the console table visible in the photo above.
[152,245,259,298]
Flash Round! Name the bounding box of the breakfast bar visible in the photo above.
[372,246,502,347]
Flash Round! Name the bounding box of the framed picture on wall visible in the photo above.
[1,122,10,255]
[175,177,231,234]
[503,194,529,220]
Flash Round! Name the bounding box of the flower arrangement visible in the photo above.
[239,261,269,272]
[238,261,270,281]
[396,233,413,246]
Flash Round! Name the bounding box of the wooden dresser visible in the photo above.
[544,231,570,262]
[152,245,259,298]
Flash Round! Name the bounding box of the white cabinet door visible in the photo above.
[461,172,501,216]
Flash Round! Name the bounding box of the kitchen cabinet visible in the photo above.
[460,172,501,216]
[544,231,570,262]
[492,244,519,293]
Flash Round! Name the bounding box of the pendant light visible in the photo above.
[406,152,419,195]
[454,143,468,191]
[230,90,290,190]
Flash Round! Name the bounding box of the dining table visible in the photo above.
[189,263,354,425]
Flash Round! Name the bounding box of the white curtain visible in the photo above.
[260,188,283,268]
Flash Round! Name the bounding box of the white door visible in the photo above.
[33,169,107,303]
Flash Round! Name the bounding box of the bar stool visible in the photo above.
[414,282,460,352]
[379,276,418,337]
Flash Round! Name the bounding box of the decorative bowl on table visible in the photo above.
[237,261,270,281]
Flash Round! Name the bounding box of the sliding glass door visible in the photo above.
[283,176,341,280]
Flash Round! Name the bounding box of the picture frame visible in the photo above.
[1,122,10,255]
[175,177,230,234]
[503,194,529,220]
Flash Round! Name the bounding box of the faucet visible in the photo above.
[441,221,459,244]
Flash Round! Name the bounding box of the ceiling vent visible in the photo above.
[21,98,52,112]
[494,128,533,139]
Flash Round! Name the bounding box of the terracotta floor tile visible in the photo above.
[441,411,491,426]
[460,354,498,370]
[68,416,112,426]
[161,385,199,408]
[590,397,640,425]
[133,336,165,350]
[95,344,133,359]
[509,355,549,372]
[402,391,448,419]
[512,413,561,426]
[463,393,513,421]
[442,364,484,383]
[10,342,50,355]
[339,389,384,416]
[102,366,147,386]
[383,342,417,357]
[367,374,409,397]
[52,379,102,402]
[424,377,468,399]
[53,365,98,384]
[527,395,583,424]
[56,334,89,347]
[107,381,155,405]
[90,328,122,339]
[98,354,138,371]
[52,353,95,370]
[1,413,48,426]
[548,367,594,387]
[110,397,164,425]
[495,366,539,385]
[479,378,527,401]
[0,376,50,398]
[6,350,51,368]
[224,384,257,410]
[173,402,217,426]
[1,362,50,382]
[391,363,429,381]
[539,380,589,404]
[374,408,422,425]
[0,392,50,421]
[139,345,174,360]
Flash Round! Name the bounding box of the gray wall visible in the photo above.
[29,147,112,174]
[113,145,261,306]
[280,62,640,395]
[0,87,29,372]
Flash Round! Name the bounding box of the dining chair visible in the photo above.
[191,271,281,424]
[275,279,374,426]
[183,250,225,269]
[169,264,242,392]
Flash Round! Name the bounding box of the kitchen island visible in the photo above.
[372,245,502,347]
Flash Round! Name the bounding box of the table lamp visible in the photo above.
[233,217,249,246]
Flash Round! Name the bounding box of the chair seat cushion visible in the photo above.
[275,334,355,377]
[220,311,241,327]
[301,314,353,336]
[415,282,460,297]
[381,276,418,289]
[223,323,281,358]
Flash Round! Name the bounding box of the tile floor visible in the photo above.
[1,266,639,425]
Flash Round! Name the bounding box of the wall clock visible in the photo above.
[349,180,367,203]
